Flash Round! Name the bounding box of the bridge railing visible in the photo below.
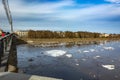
[0,34,14,70]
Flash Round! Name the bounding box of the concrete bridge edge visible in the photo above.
[0,72,62,80]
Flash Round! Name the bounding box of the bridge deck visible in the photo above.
[0,72,62,80]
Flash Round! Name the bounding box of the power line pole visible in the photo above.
[2,0,13,33]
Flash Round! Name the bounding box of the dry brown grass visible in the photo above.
[20,38,120,45]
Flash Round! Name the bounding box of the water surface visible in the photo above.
[17,41,120,80]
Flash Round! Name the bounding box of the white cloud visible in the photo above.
[54,4,120,21]
[10,0,74,16]
[1,0,120,21]
[0,0,74,18]
[105,0,120,3]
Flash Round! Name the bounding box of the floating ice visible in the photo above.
[66,54,72,58]
[93,56,100,59]
[111,60,114,62]
[100,43,104,46]
[78,50,81,53]
[103,47,114,50]
[90,49,95,52]
[102,65,115,70]
[81,59,86,61]
[95,56,100,58]
[76,63,79,66]
[44,50,66,57]
[83,50,89,53]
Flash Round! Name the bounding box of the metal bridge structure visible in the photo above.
[0,33,17,72]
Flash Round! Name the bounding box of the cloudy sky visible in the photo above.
[0,0,120,33]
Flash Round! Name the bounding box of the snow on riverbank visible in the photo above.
[44,50,66,57]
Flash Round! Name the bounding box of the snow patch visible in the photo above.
[103,47,114,50]
[66,54,72,58]
[44,50,66,57]
[102,65,115,70]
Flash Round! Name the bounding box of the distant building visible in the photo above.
[15,30,28,38]
[100,33,110,38]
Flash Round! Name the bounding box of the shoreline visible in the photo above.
[18,38,120,47]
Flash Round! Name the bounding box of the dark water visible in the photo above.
[17,41,120,80]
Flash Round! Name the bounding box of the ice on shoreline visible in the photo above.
[102,65,115,70]
[27,40,33,43]
[44,50,66,57]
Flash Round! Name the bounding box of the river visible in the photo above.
[17,41,120,80]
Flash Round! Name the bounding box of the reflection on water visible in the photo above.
[17,41,120,80]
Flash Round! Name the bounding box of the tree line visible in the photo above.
[28,30,101,38]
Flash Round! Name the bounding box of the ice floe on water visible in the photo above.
[83,50,89,53]
[90,49,95,52]
[78,50,82,53]
[102,65,115,70]
[103,47,114,50]
[44,50,66,57]
[83,49,96,53]
[76,63,79,66]
[93,55,100,59]
[81,58,87,61]
[66,54,72,58]
[78,48,96,53]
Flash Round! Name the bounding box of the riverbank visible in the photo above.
[18,38,120,47]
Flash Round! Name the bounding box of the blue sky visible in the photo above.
[0,0,120,33]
